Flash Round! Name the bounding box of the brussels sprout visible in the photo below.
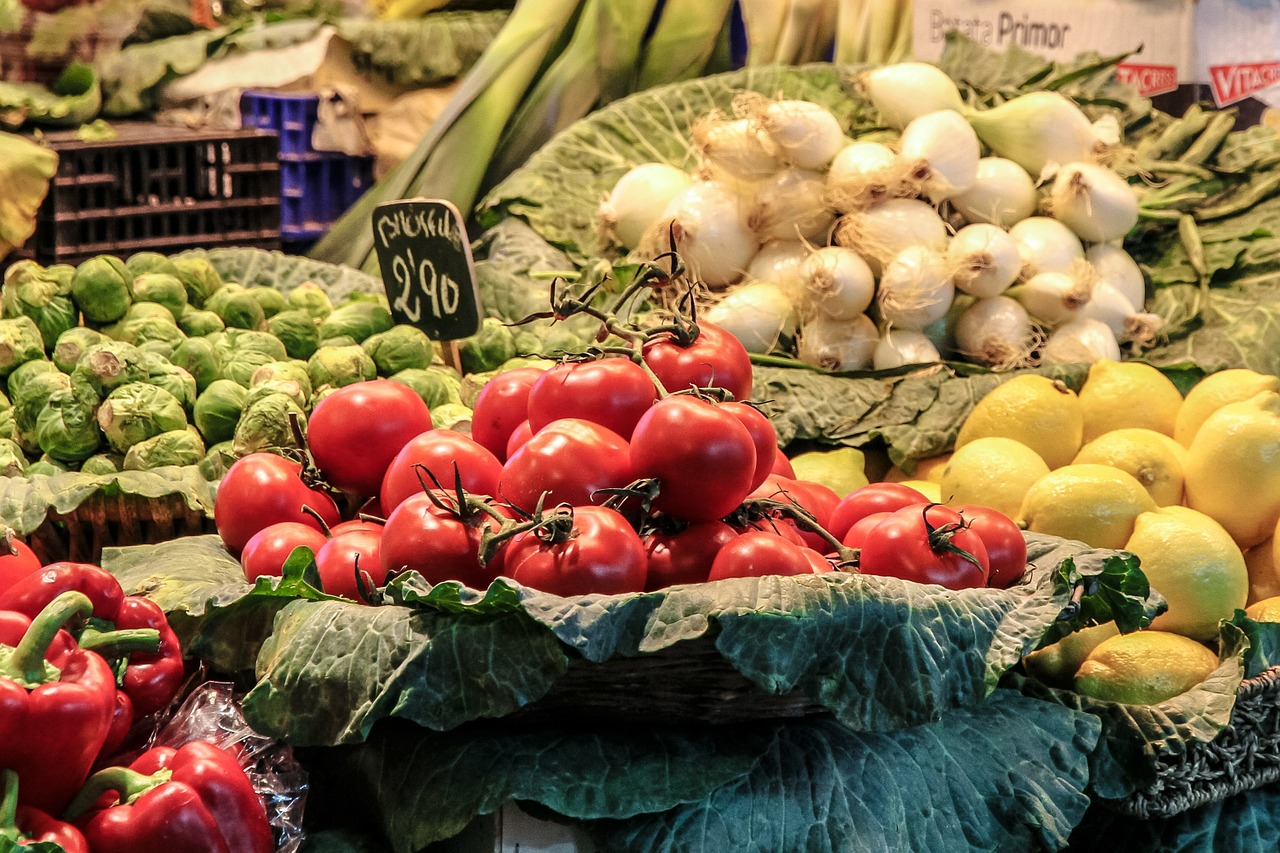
[97,384,188,453]
[125,252,181,280]
[178,309,224,337]
[0,387,8,412]
[0,409,15,445]
[318,301,393,344]
[308,345,375,391]
[211,290,266,331]
[36,388,100,462]
[430,402,473,433]
[70,341,146,400]
[250,361,312,401]
[115,302,178,327]
[169,337,221,392]
[232,393,306,456]
[44,265,75,295]
[80,453,122,474]
[139,356,197,412]
[285,282,333,319]
[171,256,224,307]
[2,268,79,349]
[537,323,587,358]
[498,356,555,373]
[193,379,250,445]
[130,273,188,321]
[318,335,358,349]
[0,316,46,379]
[25,458,69,477]
[363,325,434,376]
[122,428,205,471]
[111,317,186,357]
[389,367,462,409]
[203,283,244,312]
[199,440,237,481]
[246,286,286,319]
[214,329,288,363]
[341,292,390,307]
[458,318,518,375]
[244,378,308,412]
[0,438,27,477]
[267,310,319,360]
[71,255,132,324]
[52,327,108,373]
[6,357,58,400]
[12,370,70,452]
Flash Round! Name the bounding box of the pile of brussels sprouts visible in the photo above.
[0,252,488,480]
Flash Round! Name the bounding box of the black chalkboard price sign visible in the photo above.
[371,198,483,341]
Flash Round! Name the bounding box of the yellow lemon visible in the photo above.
[1247,538,1280,605]
[1019,464,1156,550]
[956,374,1083,469]
[1124,506,1248,641]
[1078,359,1184,442]
[898,479,942,502]
[1074,630,1219,705]
[939,437,1050,520]
[1071,428,1185,506]
[788,447,869,498]
[885,453,952,485]
[1245,596,1280,622]
[1022,622,1119,688]
[1175,368,1280,447]
[1184,391,1280,549]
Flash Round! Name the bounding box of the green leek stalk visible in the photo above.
[636,0,736,89]
[774,0,834,64]
[740,0,789,66]
[596,0,662,103]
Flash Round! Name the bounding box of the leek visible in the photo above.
[636,0,735,89]
[596,0,662,103]
[740,0,788,67]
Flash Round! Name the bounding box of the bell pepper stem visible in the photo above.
[75,627,162,658]
[62,766,171,822]
[0,769,20,840]
[0,591,93,687]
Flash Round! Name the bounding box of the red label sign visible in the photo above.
[1209,61,1280,106]
[1115,63,1179,97]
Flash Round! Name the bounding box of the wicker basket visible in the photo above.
[1106,666,1280,819]
[26,492,217,565]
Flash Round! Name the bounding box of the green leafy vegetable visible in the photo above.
[336,12,509,88]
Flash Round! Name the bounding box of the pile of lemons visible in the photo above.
[920,361,1280,704]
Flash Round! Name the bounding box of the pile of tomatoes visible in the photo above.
[212,321,1026,600]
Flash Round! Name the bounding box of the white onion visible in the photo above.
[898,110,980,202]
[797,313,878,371]
[1015,270,1094,326]
[861,62,965,130]
[965,91,1110,179]
[954,296,1036,369]
[1049,162,1140,243]
[872,329,942,369]
[759,99,846,170]
[801,246,875,320]
[748,168,835,243]
[1009,217,1085,279]
[1040,317,1122,364]
[950,157,1038,228]
[692,117,782,182]
[746,240,810,300]
[656,182,758,287]
[1080,281,1164,344]
[825,141,905,212]
[598,163,694,250]
[1085,244,1146,310]
[947,224,1020,298]
[877,245,955,331]
[834,198,949,275]
[703,281,796,354]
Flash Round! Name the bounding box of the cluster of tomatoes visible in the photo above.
[213,321,1027,600]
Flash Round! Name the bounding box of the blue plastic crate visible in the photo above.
[278,154,374,240]
[240,91,320,157]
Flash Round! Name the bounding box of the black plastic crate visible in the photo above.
[30,123,282,267]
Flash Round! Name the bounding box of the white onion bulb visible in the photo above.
[861,62,965,130]
[598,163,693,250]
[703,281,796,353]
[877,245,955,331]
[950,157,1038,228]
[954,296,1035,369]
[947,224,1021,298]
[748,168,834,243]
[655,182,758,287]
[1080,282,1164,344]
[693,117,782,182]
[746,240,810,300]
[1015,270,1094,326]
[1085,244,1146,310]
[1040,317,1122,364]
[826,141,905,212]
[801,246,875,320]
[1049,162,1140,243]
[1009,217,1085,279]
[834,198,949,275]
[873,329,942,369]
[759,99,846,170]
[898,110,980,202]
[797,313,878,371]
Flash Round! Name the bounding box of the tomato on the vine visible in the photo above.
[956,504,1027,588]
[642,321,753,401]
[721,402,778,491]
[471,368,544,461]
[307,380,433,496]
[770,450,796,478]
[380,430,503,513]
[526,358,657,439]
[707,531,816,581]
[643,521,738,590]
[379,492,505,590]
[215,453,341,556]
[631,396,756,522]
[858,504,990,590]
[839,511,893,551]
[505,420,534,458]
[499,418,633,511]
[506,506,647,596]
[240,522,329,582]
[315,529,385,601]
[827,482,930,541]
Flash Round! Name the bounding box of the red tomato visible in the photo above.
[743,516,807,548]
[499,418,633,511]
[215,453,341,556]
[827,482,930,541]
[0,538,42,595]
[630,396,756,522]
[506,420,534,457]
[721,402,778,491]
[506,506,647,596]
[316,529,385,600]
[526,358,657,439]
[770,449,796,478]
[380,430,503,513]
[330,519,385,537]
[379,492,504,589]
[840,511,893,551]
[642,321,753,401]
[307,380,433,496]
[471,368,543,461]
[801,548,836,574]
[785,479,841,544]
[643,521,738,590]
[858,504,990,590]
[240,522,329,582]
[707,531,814,580]
[956,505,1028,589]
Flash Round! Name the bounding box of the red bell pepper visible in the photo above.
[0,769,89,853]
[66,740,275,853]
[0,591,117,814]
[0,563,186,719]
